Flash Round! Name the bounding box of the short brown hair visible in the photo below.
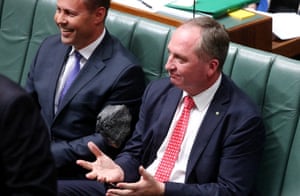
[183,17,230,69]
[83,0,111,17]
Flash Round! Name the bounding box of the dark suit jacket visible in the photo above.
[0,74,56,195]
[115,75,265,196]
[26,32,145,177]
[269,0,299,12]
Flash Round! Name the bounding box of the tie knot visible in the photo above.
[74,51,82,61]
[184,96,195,110]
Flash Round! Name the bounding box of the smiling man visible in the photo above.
[25,0,145,180]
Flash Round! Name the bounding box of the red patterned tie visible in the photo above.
[154,96,195,182]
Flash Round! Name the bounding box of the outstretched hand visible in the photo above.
[76,141,124,183]
[106,166,165,196]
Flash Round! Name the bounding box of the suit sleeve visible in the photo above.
[51,132,119,168]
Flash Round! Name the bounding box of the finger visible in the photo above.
[107,187,132,196]
[106,192,121,196]
[116,182,137,190]
[85,171,98,180]
[88,141,103,157]
[76,159,93,170]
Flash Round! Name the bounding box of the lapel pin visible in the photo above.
[215,111,220,116]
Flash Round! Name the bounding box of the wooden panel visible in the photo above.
[111,2,273,52]
[226,16,272,51]
[272,37,300,58]
[111,2,182,26]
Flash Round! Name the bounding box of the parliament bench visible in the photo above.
[1,0,300,195]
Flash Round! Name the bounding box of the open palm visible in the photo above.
[77,141,124,183]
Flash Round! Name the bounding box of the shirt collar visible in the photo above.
[69,28,106,60]
[183,74,222,112]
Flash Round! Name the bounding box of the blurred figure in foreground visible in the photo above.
[0,74,56,195]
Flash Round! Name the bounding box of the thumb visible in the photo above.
[139,166,153,181]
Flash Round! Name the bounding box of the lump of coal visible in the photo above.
[96,105,132,148]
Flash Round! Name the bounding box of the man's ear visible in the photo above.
[207,58,220,76]
[94,7,106,24]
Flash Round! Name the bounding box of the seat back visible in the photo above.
[106,10,173,83]
[1,1,300,195]
[21,0,58,85]
[225,44,300,196]
[0,0,37,83]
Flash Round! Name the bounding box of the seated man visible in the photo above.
[25,0,145,179]
[61,16,265,195]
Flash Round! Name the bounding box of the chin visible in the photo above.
[170,78,182,88]
[60,37,73,45]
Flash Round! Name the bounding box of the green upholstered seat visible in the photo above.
[0,0,37,84]
[106,10,173,83]
[1,0,300,195]
[20,0,58,85]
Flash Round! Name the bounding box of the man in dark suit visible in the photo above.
[0,74,56,195]
[25,0,145,178]
[62,16,265,196]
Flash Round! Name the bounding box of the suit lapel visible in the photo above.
[154,88,183,149]
[185,76,231,180]
[48,45,70,119]
[55,33,113,115]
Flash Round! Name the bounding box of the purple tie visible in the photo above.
[59,51,82,104]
